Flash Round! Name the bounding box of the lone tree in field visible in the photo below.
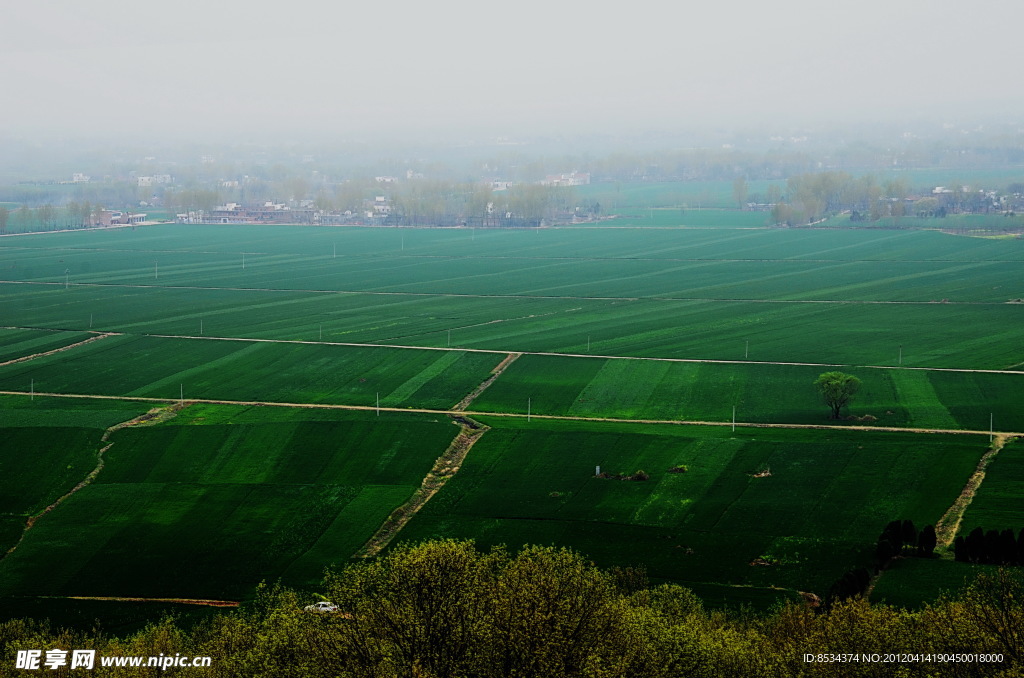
[814,371,861,419]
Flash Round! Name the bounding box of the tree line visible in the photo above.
[955,527,1024,566]
[1,539,1021,677]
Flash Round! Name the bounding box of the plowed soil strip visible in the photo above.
[0,332,118,368]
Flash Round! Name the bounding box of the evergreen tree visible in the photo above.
[999,529,1017,566]
[965,527,986,563]
[954,535,966,562]
[901,519,917,553]
[918,524,937,557]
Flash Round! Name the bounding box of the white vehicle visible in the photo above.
[303,601,339,613]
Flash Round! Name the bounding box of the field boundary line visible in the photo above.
[1,402,186,561]
[1,279,1017,307]
[355,416,489,558]
[934,434,1017,550]
[0,331,120,369]
[33,596,239,608]
[453,352,521,411]
[3,390,1022,440]
[133,333,1024,376]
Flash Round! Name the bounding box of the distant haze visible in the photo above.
[4,0,1024,142]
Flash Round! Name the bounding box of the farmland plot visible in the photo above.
[397,418,985,605]
[959,440,1023,533]
[0,328,94,364]
[0,407,455,599]
[0,335,503,409]
[471,354,1024,431]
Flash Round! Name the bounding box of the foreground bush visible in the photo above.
[0,540,1022,677]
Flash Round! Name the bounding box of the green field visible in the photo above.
[0,220,1021,619]
[0,396,154,556]
[396,417,984,606]
[0,335,503,409]
[0,406,456,600]
[1,224,1022,370]
[598,208,771,228]
[960,440,1023,533]
[870,558,999,609]
[471,354,1024,431]
[0,327,93,364]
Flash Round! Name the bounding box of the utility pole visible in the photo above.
[732,406,736,432]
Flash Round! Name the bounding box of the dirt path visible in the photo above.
[2,402,186,559]
[453,352,521,411]
[0,331,118,369]
[38,596,239,608]
[4,390,1020,440]
[355,416,489,558]
[934,434,1016,549]
[137,332,1024,376]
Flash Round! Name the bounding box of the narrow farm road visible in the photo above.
[934,434,1017,549]
[0,331,119,369]
[142,333,1024,376]
[36,596,239,608]
[453,352,521,411]
[3,390,1020,440]
[355,415,490,558]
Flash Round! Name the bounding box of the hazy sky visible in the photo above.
[4,0,1023,141]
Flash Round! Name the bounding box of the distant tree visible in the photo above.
[914,197,940,217]
[0,205,8,234]
[37,204,56,230]
[733,176,748,209]
[814,371,862,419]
